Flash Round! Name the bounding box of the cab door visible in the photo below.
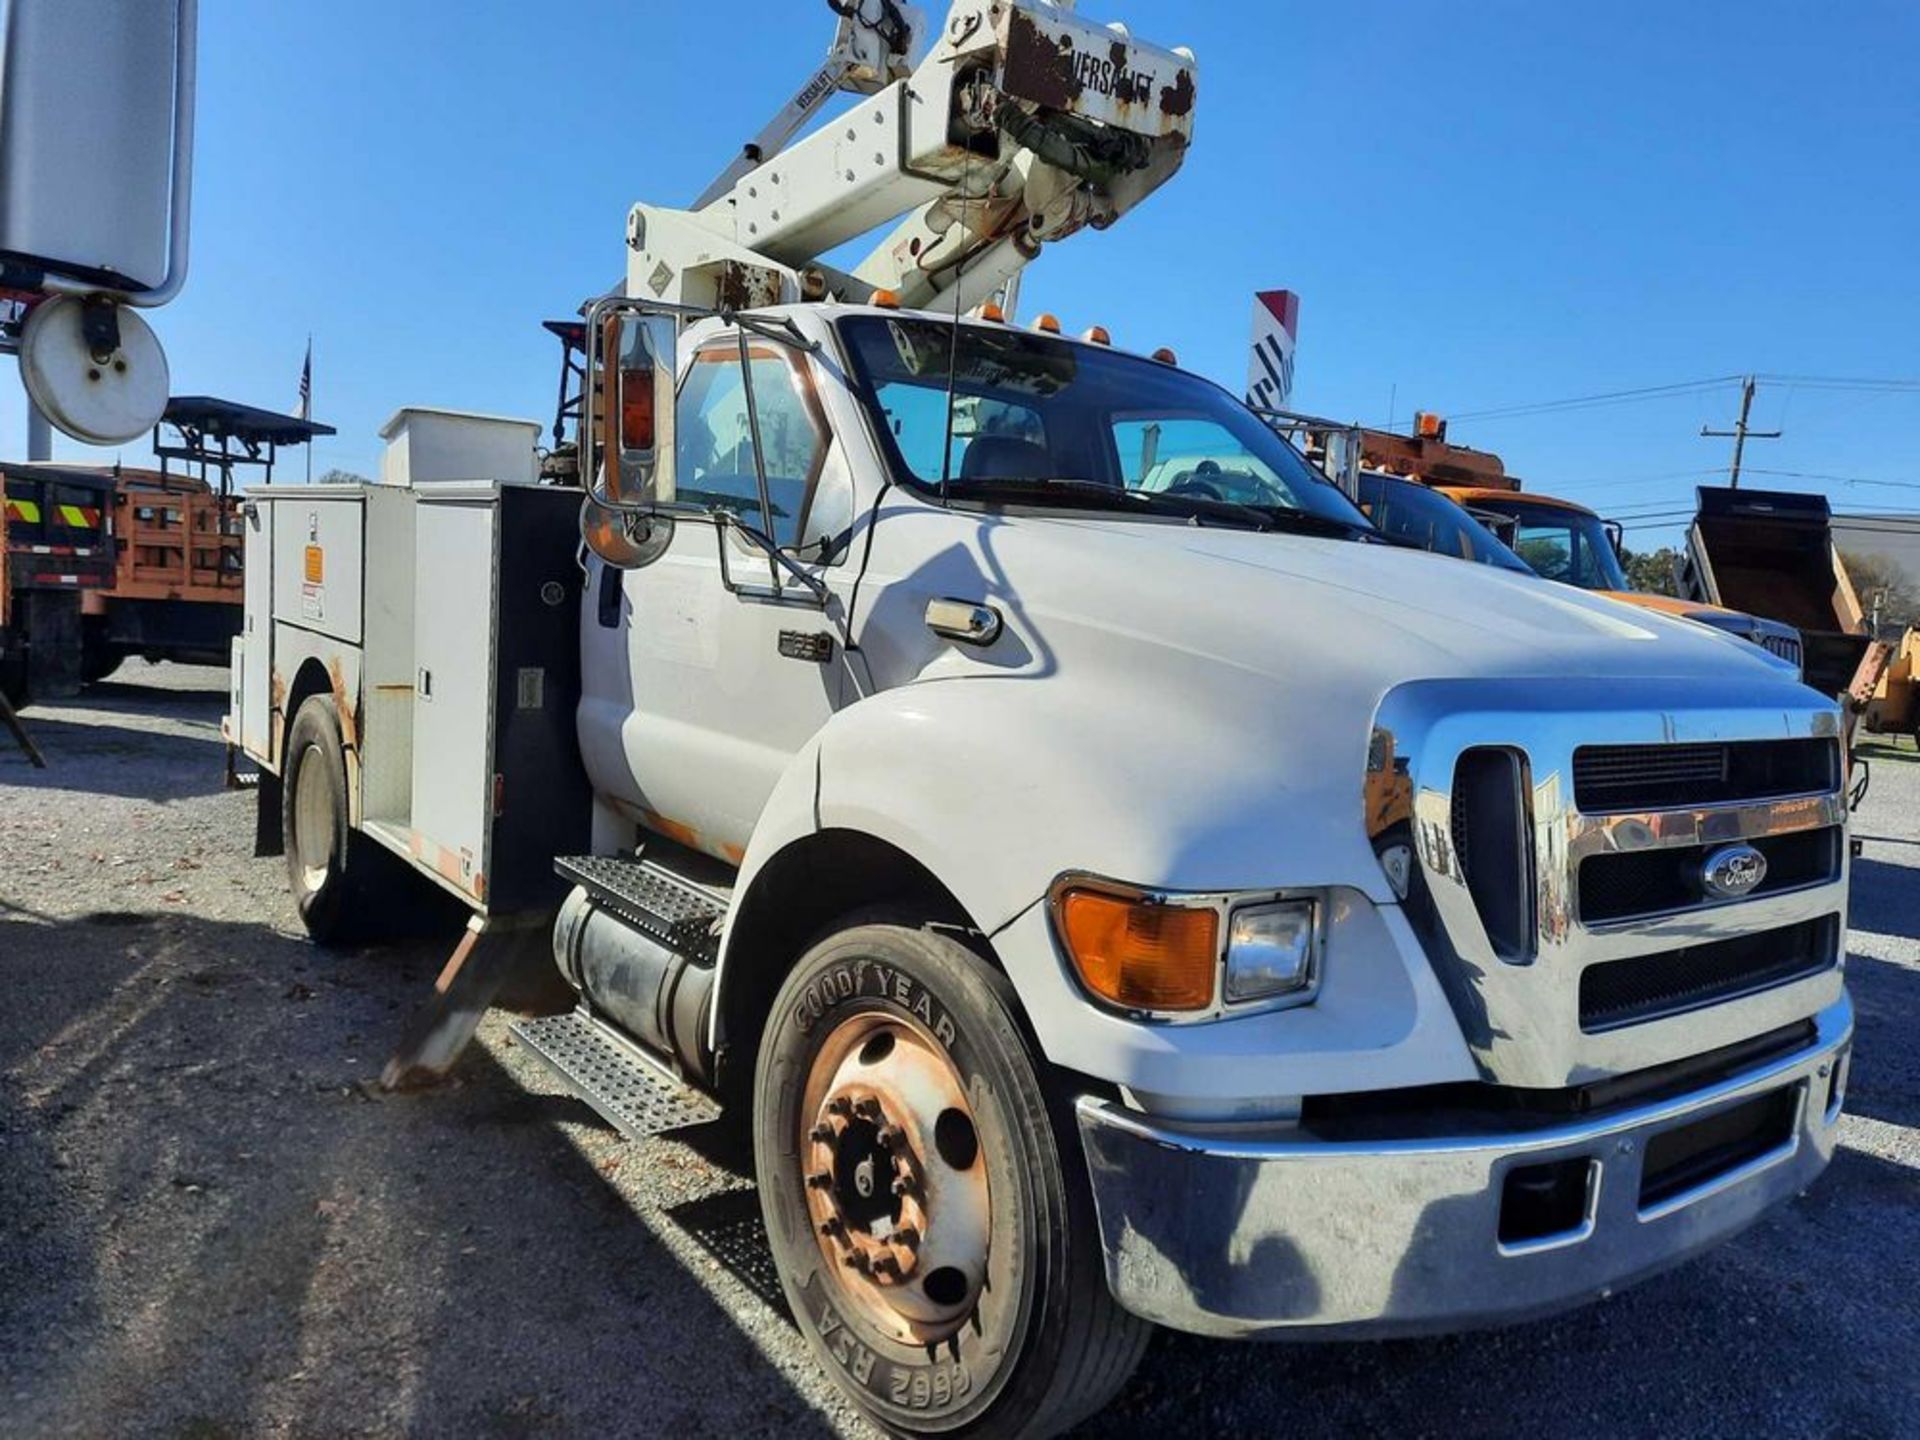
[578,332,860,863]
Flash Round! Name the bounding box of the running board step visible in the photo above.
[555,853,727,963]
[511,1008,721,1138]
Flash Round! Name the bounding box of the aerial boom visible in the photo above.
[630,0,1196,314]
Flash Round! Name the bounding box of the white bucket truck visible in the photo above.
[227,3,1852,1434]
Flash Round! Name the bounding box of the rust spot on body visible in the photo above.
[1000,11,1080,111]
[634,804,745,870]
[1159,67,1195,118]
[327,658,358,750]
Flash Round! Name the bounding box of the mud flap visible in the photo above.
[253,769,284,856]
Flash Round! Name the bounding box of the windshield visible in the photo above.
[1357,473,1532,574]
[839,316,1371,533]
[1481,499,1631,590]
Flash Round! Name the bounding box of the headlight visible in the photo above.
[1050,877,1320,1018]
[1224,901,1317,1003]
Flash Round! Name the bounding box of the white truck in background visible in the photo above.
[227,3,1854,1435]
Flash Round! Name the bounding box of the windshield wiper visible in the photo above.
[953,476,1283,532]
[1246,506,1376,541]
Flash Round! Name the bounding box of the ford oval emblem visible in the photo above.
[1701,844,1768,900]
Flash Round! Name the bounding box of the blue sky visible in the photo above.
[6,0,1918,551]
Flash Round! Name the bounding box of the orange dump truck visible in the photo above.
[1357,416,1807,672]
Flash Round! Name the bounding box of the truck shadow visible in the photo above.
[0,909,836,1439]
[1839,948,1920,1132]
[1848,858,1919,942]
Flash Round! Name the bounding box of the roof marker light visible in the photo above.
[1082,325,1111,345]
[1033,313,1062,334]
[871,288,901,310]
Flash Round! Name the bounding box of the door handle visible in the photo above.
[925,598,1002,647]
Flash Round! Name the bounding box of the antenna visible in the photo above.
[936,148,978,506]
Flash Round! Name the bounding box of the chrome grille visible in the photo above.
[1378,678,1849,1088]
[1578,915,1839,1032]
[1572,738,1839,813]
[1578,826,1842,926]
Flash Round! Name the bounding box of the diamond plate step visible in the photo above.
[555,854,726,962]
[511,1009,721,1138]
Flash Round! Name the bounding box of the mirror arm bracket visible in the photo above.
[712,512,831,610]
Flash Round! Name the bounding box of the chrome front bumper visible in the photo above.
[1075,994,1851,1339]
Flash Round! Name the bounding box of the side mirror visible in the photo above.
[586,304,678,509]
[1604,518,1626,560]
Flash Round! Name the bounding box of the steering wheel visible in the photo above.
[1167,460,1225,501]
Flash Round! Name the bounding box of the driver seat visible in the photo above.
[960,435,1054,482]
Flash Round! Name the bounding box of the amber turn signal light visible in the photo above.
[1056,886,1218,1012]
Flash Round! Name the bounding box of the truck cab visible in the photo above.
[576,300,1849,1415]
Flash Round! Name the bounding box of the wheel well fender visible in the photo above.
[712,827,983,1098]
[282,656,360,825]
[284,658,334,752]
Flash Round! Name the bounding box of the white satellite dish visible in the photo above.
[18,295,170,446]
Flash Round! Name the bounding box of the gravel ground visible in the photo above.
[2,662,1916,1440]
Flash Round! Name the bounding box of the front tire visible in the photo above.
[755,923,1148,1439]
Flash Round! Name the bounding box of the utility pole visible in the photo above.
[1701,375,1780,488]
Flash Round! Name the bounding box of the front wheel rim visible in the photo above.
[799,1009,991,1347]
[291,742,337,893]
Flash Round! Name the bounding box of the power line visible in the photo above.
[1739,467,1920,491]
[1753,373,1920,393]
[1619,509,1920,536]
[1438,372,1920,430]
[1548,466,1730,492]
[1448,375,1742,424]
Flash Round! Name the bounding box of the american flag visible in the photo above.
[295,338,312,421]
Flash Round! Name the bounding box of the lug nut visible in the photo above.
[807,1170,833,1190]
[827,1097,854,1118]
[873,1255,903,1280]
[819,1217,846,1240]
[894,1225,920,1248]
[844,1251,871,1273]
[855,1097,884,1120]
[890,1175,918,1198]
[809,1123,835,1144]
[877,1124,907,1149]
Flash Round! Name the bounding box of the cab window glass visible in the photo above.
[1515,526,1574,582]
[676,345,825,547]
[872,381,1047,483]
[1111,417,1307,507]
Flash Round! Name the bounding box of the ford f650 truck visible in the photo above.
[224,4,1852,1435]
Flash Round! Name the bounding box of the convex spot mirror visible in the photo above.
[589,308,679,510]
[581,498,673,571]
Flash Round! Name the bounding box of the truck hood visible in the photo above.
[840,501,1826,913]
[1018,516,1796,688]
